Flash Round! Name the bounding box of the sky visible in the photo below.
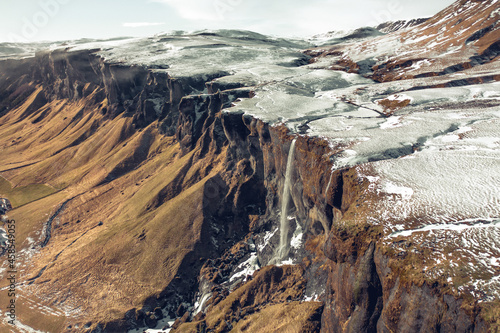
[0,0,457,42]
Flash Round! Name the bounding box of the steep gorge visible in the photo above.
[0,48,494,333]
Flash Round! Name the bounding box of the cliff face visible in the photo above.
[0,44,495,333]
[0,48,188,133]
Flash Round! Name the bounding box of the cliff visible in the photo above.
[0,3,499,332]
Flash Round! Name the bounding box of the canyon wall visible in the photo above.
[0,49,491,332]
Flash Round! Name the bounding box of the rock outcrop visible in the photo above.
[375,18,429,34]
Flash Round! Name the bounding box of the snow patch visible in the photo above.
[382,181,414,200]
[277,258,294,266]
[290,223,303,250]
[389,219,500,238]
[408,59,432,71]
[380,116,403,129]
[258,227,278,252]
[490,7,500,18]
[386,93,414,103]
[229,253,260,282]
[303,293,320,302]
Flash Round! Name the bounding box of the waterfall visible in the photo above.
[277,138,297,260]
[325,169,334,197]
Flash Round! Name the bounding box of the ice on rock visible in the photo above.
[229,253,260,282]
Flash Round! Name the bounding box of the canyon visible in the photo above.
[0,1,499,332]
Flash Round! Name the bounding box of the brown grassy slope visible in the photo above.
[230,302,323,333]
[0,175,56,208]
[176,302,323,333]
[0,292,67,332]
[175,265,322,333]
[0,84,230,328]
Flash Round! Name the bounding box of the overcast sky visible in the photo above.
[1,0,456,42]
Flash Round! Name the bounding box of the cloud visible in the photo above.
[151,0,222,21]
[123,22,165,28]
[150,0,388,33]
[148,0,456,36]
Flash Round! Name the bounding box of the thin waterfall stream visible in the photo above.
[277,138,297,261]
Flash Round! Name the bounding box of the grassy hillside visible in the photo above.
[0,84,230,328]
